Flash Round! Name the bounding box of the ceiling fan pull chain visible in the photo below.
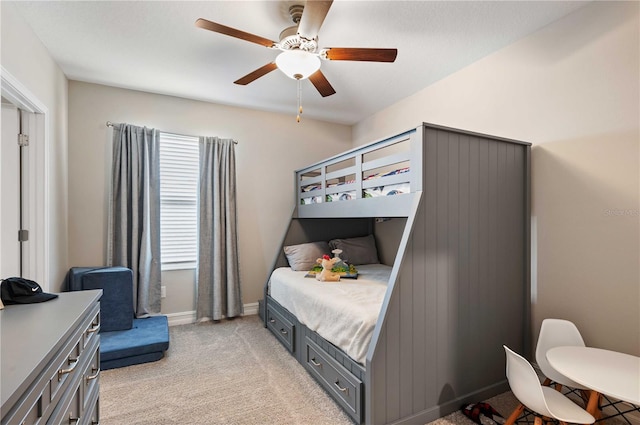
[296,77,303,123]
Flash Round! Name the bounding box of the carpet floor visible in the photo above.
[100,315,519,425]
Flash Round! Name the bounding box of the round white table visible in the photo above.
[546,346,640,411]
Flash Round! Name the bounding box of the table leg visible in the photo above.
[586,390,602,420]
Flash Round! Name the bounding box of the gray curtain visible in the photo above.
[196,137,242,321]
[107,123,162,318]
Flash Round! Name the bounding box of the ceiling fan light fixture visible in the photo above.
[275,50,321,80]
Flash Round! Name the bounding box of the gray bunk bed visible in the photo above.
[262,122,531,425]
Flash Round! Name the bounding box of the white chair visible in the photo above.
[503,345,595,425]
[535,318,588,391]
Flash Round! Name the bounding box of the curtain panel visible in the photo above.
[107,123,162,318]
[196,137,242,321]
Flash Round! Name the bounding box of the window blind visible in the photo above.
[159,133,199,270]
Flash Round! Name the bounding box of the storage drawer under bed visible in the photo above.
[266,302,295,353]
[304,337,362,423]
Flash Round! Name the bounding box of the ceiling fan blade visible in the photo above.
[195,18,276,48]
[297,0,333,40]
[324,48,398,62]
[309,70,336,97]
[234,63,278,85]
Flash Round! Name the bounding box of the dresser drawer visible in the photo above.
[50,336,82,405]
[47,334,99,425]
[49,303,98,407]
[1,292,102,425]
[9,396,42,425]
[53,383,82,425]
[82,311,100,350]
[305,337,362,423]
[81,341,100,415]
[266,304,295,353]
[81,395,99,425]
[80,366,100,425]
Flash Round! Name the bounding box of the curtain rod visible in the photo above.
[105,121,238,144]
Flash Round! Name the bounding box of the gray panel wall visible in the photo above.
[271,217,408,270]
[368,126,529,425]
[271,218,374,269]
[373,218,407,266]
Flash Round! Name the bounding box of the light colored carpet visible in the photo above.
[100,315,519,425]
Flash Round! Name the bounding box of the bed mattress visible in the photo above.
[269,264,391,365]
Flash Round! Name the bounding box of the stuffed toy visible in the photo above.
[315,254,341,282]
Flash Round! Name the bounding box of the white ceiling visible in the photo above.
[12,1,588,125]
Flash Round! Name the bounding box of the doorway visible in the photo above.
[1,102,23,277]
[1,69,49,289]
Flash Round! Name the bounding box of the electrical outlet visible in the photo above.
[161,286,166,298]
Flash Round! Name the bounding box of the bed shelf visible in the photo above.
[296,127,423,219]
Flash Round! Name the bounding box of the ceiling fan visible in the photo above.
[195,0,398,99]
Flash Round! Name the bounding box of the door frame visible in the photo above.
[1,66,49,289]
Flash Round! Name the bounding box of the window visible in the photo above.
[159,133,199,270]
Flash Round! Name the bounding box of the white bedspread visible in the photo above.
[269,264,391,365]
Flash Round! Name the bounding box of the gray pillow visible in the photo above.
[283,241,331,271]
[329,234,379,265]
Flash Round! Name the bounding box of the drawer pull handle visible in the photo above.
[310,358,322,367]
[69,412,79,424]
[280,328,288,335]
[269,319,276,323]
[86,325,99,334]
[86,367,100,382]
[58,359,78,380]
[334,380,349,394]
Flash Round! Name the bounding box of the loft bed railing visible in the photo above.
[295,126,424,219]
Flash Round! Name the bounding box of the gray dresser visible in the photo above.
[1,290,102,425]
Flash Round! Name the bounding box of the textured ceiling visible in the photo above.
[12,1,588,125]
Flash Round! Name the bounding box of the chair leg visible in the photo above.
[505,403,525,425]
[534,416,543,425]
[540,377,562,392]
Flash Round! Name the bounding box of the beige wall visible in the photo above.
[67,81,351,314]
[1,2,69,290]
[353,1,639,355]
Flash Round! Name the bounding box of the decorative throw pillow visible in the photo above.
[329,234,379,265]
[283,241,331,271]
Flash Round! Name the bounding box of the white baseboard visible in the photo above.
[165,302,259,326]
[165,310,196,326]
[243,302,259,316]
